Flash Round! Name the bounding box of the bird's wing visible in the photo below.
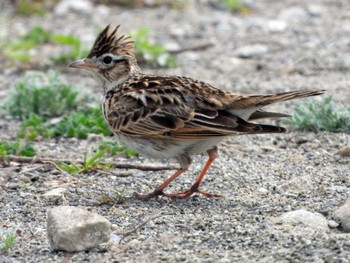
[104,76,290,140]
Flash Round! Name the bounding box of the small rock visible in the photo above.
[328,220,339,229]
[278,7,309,22]
[7,182,19,189]
[333,201,350,232]
[258,187,268,194]
[87,134,104,143]
[307,4,325,17]
[109,232,121,244]
[277,175,313,195]
[95,5,110,16]
[234,44,268,59]
[47,206,111,252]
[43,187,68,197]
[281,209,328,231]
[267,20,287,33]
[55,0,94,15]
[42,188,67,204]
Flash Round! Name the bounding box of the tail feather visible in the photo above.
[249,110,290,120]
[256,89,326,106]
[229,89,325,121]
[255,124,286,134]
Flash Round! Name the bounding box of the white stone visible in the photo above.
[234,44,268,59]
[281,209,328,231]
[268,20,287,33]
[47,206,111,252]
[43,187,67,198]
[96,5,110,17]
[55,0,94,15]
[278,7,309,22]
[333,200,350,232]
[328,220,339,229]
[258,187,268,194]
[277,175,313,195]
[307,4,325,17]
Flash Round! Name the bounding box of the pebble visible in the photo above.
[277,175,313,195]
[43,187,68,196]
[328,220,339,229]
[234,44,268,59]
[307,4,325,17]
[54,0,94,15]
[280,209,328,231]
[278,7,309,22]
[333,200,350,232]
[267,20,287,33]
[47,206,111,252]
[258,187,268,194]
[42,188,68,204]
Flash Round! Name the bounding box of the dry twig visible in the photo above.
[119,204,168,244]
[3,155,177,171]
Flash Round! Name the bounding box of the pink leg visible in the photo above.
[163,147,223,199]
[135,168,187,200]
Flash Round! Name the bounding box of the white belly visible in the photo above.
[116,134,224,159]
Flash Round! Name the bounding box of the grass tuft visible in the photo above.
[15,1,46,16]
[18,108,112,140]
[56,149,110,174]
[0,231,16,254]
[284,96,350,132]
[1,27,88,64]
[224,0,251,13]
[99,140,138,158]
[130,28,177,68]
[0,140,36,157]
[4,71,87,120]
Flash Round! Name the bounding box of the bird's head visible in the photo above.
[68,25,139,91]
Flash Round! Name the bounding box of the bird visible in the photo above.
[68,25,325,200]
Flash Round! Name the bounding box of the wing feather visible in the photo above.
[104,76,323,140]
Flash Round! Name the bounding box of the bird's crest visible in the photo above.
[87,25,134,58]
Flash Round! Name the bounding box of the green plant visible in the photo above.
[99,140,138,157]
[284,96,350,132]
[54,108,112,139]
[19,107,112,140]
[50,34,89,63]
[15,1,46,16]
[1,26,88,63]
[0,231,16,254]
[2,27,50,62]
[4,71,85,120]
[224,0,250,13]
[0,140,36,157]
[130,28,177,68]
[17,114,53,140]
[57,149,109,174]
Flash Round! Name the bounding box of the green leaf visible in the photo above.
[284,96,350,132]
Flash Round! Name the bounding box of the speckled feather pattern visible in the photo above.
[69,25,325,199]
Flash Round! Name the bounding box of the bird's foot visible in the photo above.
[163,185,223,199]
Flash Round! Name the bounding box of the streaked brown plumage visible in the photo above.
[69,25,325,200]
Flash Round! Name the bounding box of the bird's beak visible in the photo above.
[68,58,96,69]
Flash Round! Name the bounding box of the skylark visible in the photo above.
[69,25,324,200]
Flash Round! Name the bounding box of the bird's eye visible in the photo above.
[103,56,113,64]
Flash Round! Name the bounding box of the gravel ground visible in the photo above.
[1,0,350,262]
